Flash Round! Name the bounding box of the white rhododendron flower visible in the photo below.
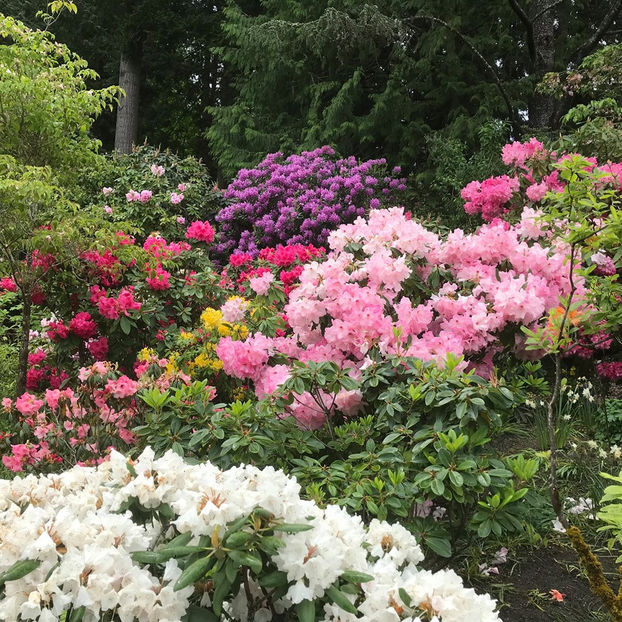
[0,448,500,621]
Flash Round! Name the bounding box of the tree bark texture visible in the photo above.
[114,50,141,154]
[528,0,557,128]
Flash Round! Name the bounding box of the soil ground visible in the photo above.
[472,545,619,621]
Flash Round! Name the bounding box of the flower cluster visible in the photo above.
[185,220,215,244]
[91,286,142,321]
[0,447,500,621]
[25,349,68,392]
[462,138,620,222]
[126,189,153,203]
[215,207,581,425]
[214,146,406,256]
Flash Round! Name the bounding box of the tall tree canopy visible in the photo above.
[1,0,619,179]
[207,0,621,178]
[1,0,227,166]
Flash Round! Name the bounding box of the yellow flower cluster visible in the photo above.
[137,347,156,362]
[191,344,223,371]
[200,306,249,339]
[201,307,223,330]
[165,353,179,374]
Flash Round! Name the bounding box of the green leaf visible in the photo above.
[212,571,235,617]
[272,523,314,533]
[424,536,452,558]
[131,551,162,564]
[68,606,86,622]
[0,559,41,585]
[448,470,464,488]
[225,531,251,547]
[341,570,374,583]
[182,605,219,622]
[297,599,315,622]
[161,532,193,549]
[228,550,262,574]
[174,555,214,591]
[120,316,132,335]
[258,570,288,589]
[326,586,358,614]
[398,587,412,607]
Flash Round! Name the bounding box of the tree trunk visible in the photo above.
[114,50,141,154]
[16,291,31,397]
[528,0,557,129]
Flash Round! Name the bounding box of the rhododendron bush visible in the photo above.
[18,221,223,388]
[87,145,227,239]
[213,145,407,257]
[0,447,500,622]
[458,139,622,379]
[1,359,217,473]
[215,206,582,426]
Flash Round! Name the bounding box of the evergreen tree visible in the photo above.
[208,0,621,179]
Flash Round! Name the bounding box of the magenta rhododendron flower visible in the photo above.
[146,264,171,290]
[87,336,109,361]
[185,220,215,243]
[69,311,98,339]
[0,276,17,292]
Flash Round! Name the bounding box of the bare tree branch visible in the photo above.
[572,0,622,64]
[507,0,536,64]
[408,15,522,135]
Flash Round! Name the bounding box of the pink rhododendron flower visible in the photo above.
[249,272,274,295]
[102,186,114,196]
[526,181,548,202]
[106,375,139,398]
[139,190,153,203]
[150,164,165,176]
[461,175,520,221]
[45,389,62,410]
[501,137,546,167]
[15,393,44,416]
[171,192,184,204]
[335,388,363,416]
[220,296,249,323]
